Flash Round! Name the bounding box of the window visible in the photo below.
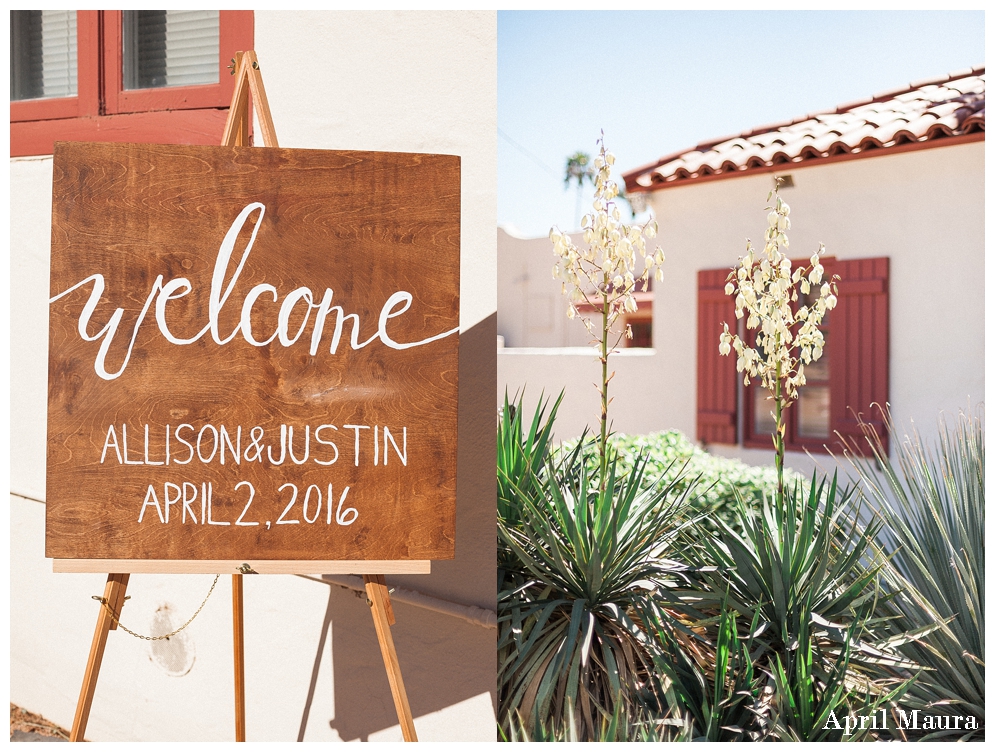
[122,11,219,91]
[572,276,655,348]
[10,10,77,101]
[696,257,889,454]
[10,10,253,157]
[624,276,654,348]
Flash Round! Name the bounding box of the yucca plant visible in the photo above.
[651,599,770,741]
[499,138,693,739]
[768,609,914,741]
[497,389,562,531]
[843,407,985,738]
[550,137,662,495]
[502,696,694,742]
[690,474,884,654]
[718,182,838,507]
[498,445,699,739]
[679,473,923,740]
[497,392,563,617]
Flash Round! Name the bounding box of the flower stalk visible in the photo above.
[600,294,609,486]
[550,135,662,492]
[719,183,838,504]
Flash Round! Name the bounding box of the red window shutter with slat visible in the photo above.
[697,269,738,445]
[829,257,889,454]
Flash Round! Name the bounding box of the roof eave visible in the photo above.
[625,130,984,194]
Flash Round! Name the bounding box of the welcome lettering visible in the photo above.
[49,202,458,380]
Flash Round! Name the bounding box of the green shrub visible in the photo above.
[561,430,807,534]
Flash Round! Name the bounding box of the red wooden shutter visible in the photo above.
[830,257,889,453]
[697,268,739,445]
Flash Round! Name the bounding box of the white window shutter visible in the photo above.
[165,11,220,87]
[41,10,77,98]
[123,10,219,90]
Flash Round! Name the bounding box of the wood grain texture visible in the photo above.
[53,559,431,574]
[71,573,130,741]
[47,141,459,564]
[232,574,246,742]
[365,574,417,742]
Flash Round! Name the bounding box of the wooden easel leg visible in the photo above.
[70,573,129,742]
[220,50,276,743]
[232,574,246,742]
[363,575,417,742]
[223,52,250,744]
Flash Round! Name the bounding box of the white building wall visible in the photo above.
[497,142,984,475]
[497,227,591,348]
[10,10,497,742]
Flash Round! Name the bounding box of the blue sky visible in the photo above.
[498,10,985,237]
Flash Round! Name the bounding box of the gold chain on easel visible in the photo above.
[91,574,220,641]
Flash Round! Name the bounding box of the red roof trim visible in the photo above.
[625,66,984,194]
[631,131,984,192]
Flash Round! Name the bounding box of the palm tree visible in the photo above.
[564,151,593,228]
[565,151,638,226]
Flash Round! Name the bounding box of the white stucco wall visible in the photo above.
[497,227,591,348]
[255,10,495,335]
[497,142,984,476]
[10,11,497,742]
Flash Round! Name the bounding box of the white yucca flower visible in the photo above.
[549,136,661,352]
[719,186,839,410]
[548,134,665,492]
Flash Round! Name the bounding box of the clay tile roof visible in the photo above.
[624,66,985,193]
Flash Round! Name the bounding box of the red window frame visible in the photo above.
[9,11,101,123]
[10,10,253,157]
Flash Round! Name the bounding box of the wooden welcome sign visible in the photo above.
[47,140,460,572]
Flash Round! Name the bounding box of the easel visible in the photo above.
[68,51,418,743]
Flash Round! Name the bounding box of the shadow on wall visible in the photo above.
[298,313,497,741]
[302,586,496,741]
